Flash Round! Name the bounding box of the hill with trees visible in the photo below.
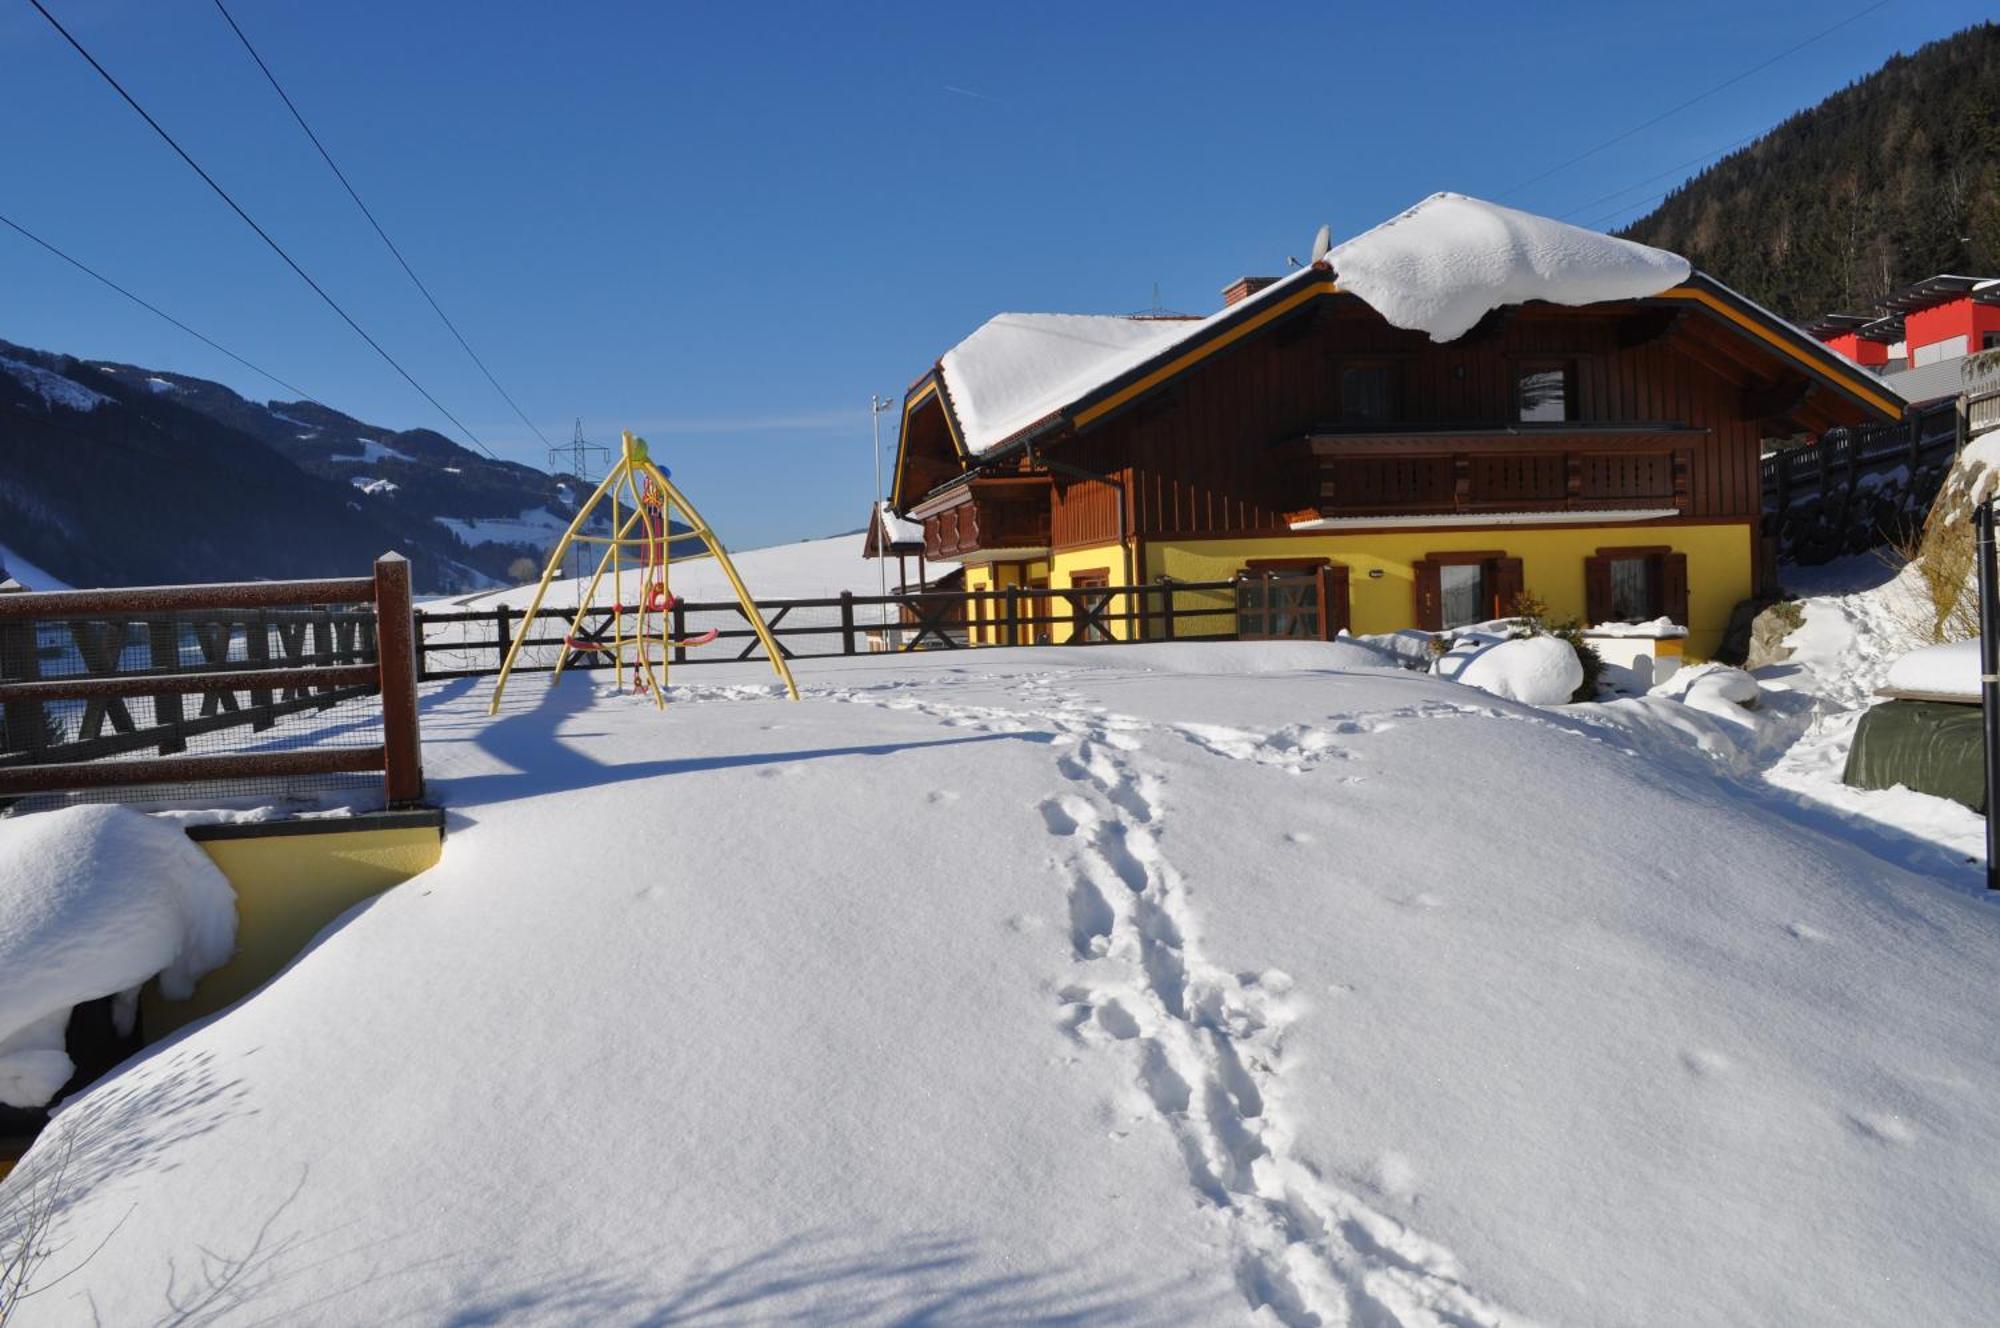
[0,339,592,593]
[1619,22,2000,322]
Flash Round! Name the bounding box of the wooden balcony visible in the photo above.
[912,476,1054,562]
[1284,427,1697,519]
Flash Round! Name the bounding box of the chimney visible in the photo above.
[1221,275,1279,308]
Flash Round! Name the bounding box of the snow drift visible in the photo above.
[10,649,2000,1326]
[1326,192,1692,342]
[0,805,236,1108]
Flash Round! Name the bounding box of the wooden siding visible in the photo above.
[1088,301,1779,539]
[1049,444,1127,550]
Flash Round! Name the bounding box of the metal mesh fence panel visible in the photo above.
[0,598,386,815]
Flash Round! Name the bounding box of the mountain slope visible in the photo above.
[0,340,593,593]
[1619,22,2000,321]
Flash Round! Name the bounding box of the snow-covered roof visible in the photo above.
[938,313,1204,455]
[933,193,1693,456]
[924,192,1903,466]
[1322,192,1690,342]
[874,499,924,548]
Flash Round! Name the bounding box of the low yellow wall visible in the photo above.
[141,814,443,1035]
[1147,522,1752,657]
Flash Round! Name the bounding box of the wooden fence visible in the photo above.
[415,578,1250,678]
[0,554,423,806]
[1760,397,1959,509]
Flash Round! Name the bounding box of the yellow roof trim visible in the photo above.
[890,377,969,510]
[1656,285,1903,420]
[1072,277,1335,430]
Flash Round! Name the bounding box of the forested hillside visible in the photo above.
[1620,22,2000,322]
[0,340,590,592]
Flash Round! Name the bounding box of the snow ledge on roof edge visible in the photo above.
[1326,192,1691,343]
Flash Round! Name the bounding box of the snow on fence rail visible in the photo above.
[415,578,1249,678]
[1760,397,1959,509]
[0,555,423,810]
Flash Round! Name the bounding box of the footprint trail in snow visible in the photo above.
[827,672,1525,1326]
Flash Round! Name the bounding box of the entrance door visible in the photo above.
[1236,562,1350,640]
[1066,571,1113,643]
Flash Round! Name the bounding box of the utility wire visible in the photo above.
[212,0,551,449]
[26,0,497,459]
[1567,71,1902,231]
[0,207,323,404]
[1500,0,1891,201]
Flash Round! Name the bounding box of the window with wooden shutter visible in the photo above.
[1417,551,1512,629]
[1320,564,1352,638]
[1660,552,1689,626]
[1413,558,1442,630]
[1490,557,1524,618]
[1585,546,1683,624]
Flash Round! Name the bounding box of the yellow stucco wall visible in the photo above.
[1050,543,1133,641]
[1146,521,1752,657]
[141,822,442,1035]
[962,557,1052,643]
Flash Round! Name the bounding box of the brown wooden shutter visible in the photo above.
[1413,559,1442,630]
[1660,552,1689,626]
[1584,555,1612,625]
[1319,564,1351,639]
[1489,557,1524,618]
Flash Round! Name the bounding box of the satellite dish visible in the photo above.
[1310,223,1332,264]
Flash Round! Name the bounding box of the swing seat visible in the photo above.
[670,628,720,648]
[563,636,610,653]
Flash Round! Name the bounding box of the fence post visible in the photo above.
[0,580,48,761]
[374,553,424,808]
[1157,577,1176,640]
[146,620,188,755]
[840,590,856,655]
[1003,587,1020,647]
[489,607,510,681]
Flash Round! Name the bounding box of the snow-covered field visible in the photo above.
[7,634,1998,1326]
[429,529,949,611]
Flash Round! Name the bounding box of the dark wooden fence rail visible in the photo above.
[416,578,1246,679]
[0,553,423,806]
[1760,397,1959,508]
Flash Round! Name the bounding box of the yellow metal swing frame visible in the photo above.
[487,431,799,713]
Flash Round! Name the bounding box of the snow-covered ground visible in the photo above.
[1756,556,1985,869]
[7,637,1998,1326]
[429,529,950,612]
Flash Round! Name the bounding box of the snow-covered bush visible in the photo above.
[0,805,236,1108]
[1451,635,1584,704]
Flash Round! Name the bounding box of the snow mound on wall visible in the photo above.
[0,805,237,1107]
[1326,192,1691,342]
[1886,639,1979,699]
[939,313,1200,454]
[1450,634,1583,703]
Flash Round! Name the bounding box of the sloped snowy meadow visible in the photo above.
[6,642,1999,1326]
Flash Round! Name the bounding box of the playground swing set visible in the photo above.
[487,432,799,713]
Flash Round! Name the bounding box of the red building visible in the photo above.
[1810,274,2000,381]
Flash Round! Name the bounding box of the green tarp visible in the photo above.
[1843,699,1986,813]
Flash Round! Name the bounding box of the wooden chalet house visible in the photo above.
[885,194,1905,657]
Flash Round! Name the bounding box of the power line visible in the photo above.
[212,0,552,450]
[0,207,323,405]
[1566,68,1905,232]
[1500,0,1892,201]
[26,0,498,459]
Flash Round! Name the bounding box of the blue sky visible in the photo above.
[1,1,1988,546]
